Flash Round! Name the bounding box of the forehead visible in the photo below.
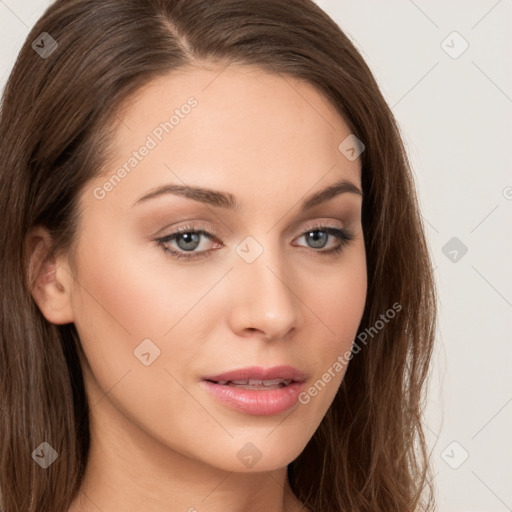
[91,64,361,211]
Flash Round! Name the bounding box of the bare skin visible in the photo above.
[28,63,367,512]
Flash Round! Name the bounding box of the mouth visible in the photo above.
[200,365,308,416]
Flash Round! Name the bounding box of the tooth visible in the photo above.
[261,378,287,386]
[217,378,293,388]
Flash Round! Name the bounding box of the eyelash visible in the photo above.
[154,222,355,261]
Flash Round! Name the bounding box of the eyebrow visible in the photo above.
[132,176,363,211]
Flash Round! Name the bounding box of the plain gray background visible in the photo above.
[1,1,511,511]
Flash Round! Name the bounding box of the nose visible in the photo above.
[226,245,303,341]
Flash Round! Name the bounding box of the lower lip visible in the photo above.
[201,380,306,416]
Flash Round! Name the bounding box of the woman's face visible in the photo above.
[64,64,367,472]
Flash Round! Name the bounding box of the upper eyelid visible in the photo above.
[147,200,360,237]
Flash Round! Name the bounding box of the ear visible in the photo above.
[26,226,75,325]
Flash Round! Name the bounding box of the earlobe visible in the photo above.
[26,227,75,325]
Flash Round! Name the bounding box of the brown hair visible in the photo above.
[0,1,437,510]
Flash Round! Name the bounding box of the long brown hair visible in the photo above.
[0,1,437,510]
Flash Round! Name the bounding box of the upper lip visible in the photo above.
[202,365,307,383]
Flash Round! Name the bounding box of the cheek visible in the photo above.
[70,223,210,341]
[68,232,215,456]
[294,247,367,412]
[307,241,367,346]
[68,224,207,399]
[69,221,233,414]
[322,263,367,353]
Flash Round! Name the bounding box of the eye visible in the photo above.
[155,223,218,261]
[154,223,355,261]
[293,224,355,255]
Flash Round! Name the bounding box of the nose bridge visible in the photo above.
[228,233,301,338]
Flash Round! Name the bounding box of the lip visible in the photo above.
[201,365,308,416]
